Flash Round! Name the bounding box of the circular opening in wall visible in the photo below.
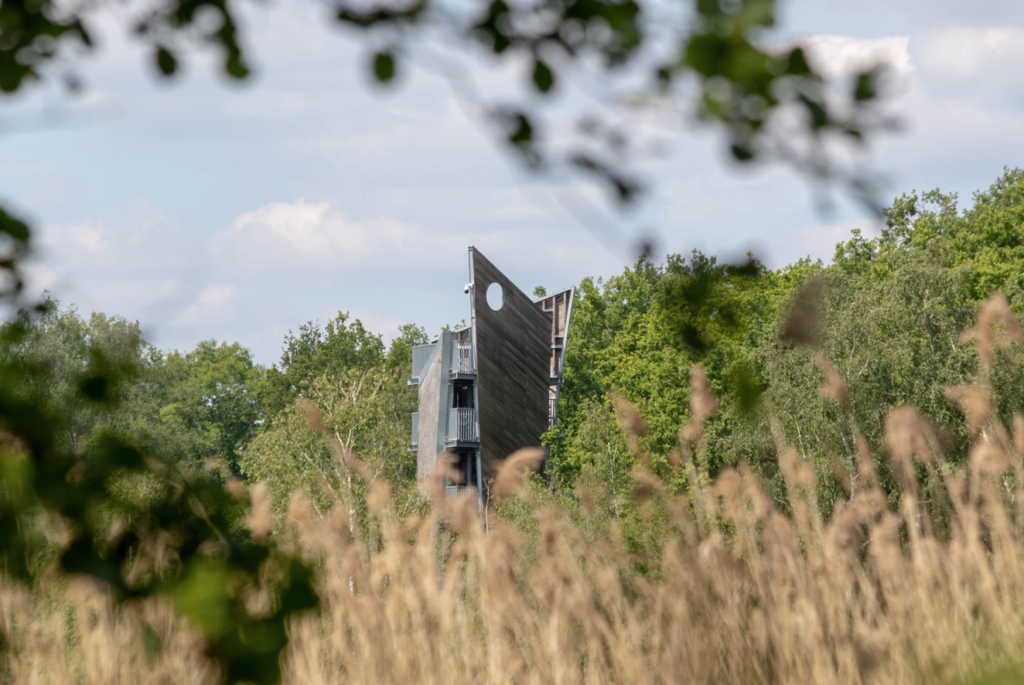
[486,282,504,311]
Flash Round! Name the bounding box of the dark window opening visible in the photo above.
[452,381,474,408]
[447,449,479,488]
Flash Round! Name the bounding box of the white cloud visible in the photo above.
[169,283,246,331]
[25,202,250,349]
[916,27,1024,80]
[218,89,322,120]
[345,307,406,343]
[23,264,67,294]
[765,218,885,269]
[37,200,192,275]
[211,194,628,281]
[801,35,914,79]
[210,198,454,268]
[283,96,485,163]
[380,184,559,222]
[71,223,108,253]
[198,284,239,307]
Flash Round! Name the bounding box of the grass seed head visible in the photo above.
[682,366,718,443]
[885,405,938,464]
[492,447,546,499]
[246,482,274,541]
[1014,414,1024,456]
[944,386,992,435]
[298,397,326,433]
[815,354,850,411]
[962,291,1024,367]
[781,276,824,347]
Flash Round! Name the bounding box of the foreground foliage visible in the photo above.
[0,303,319,683]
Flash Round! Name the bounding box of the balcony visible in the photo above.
[445,485,474,499]
[446,406,479,446]
[449,341,476,379]
[445,485,482,508]
[409,412,419,452]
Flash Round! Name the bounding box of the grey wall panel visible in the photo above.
[471,248,551,474]
[537,288,574,426]
[416,344,444,482]
[411,343,438,381]
[438,332,454,457]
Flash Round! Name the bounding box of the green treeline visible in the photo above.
[3,305,429,523]
[555,167,1024,520]
[17,167,1024,528]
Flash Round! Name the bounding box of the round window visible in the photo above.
[486,282,504,311]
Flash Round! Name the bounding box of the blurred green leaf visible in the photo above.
[533,59,555,93]
[156,46,178,76]
[0,208,30,243]
[730,361,763,415]
[731,142,754,161]
[225,51,250,80]
[374,51,395,82]
[78,375,109,402]
[786,47,812,76]
[855,69,878,101]
[170,561,233,638]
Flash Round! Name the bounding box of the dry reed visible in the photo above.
[4,301,1024,684]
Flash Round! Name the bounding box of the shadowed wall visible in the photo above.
[416,344,443,481]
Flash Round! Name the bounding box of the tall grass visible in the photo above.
[5,295,1024,684]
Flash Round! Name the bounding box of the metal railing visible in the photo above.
[445,485,473,499]
[447,407,478,443]
[410,412,419,449]
[451,341,474,375]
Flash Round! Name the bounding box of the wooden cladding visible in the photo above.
[470,248,551,474]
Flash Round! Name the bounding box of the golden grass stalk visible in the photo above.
[5,297,1024,684]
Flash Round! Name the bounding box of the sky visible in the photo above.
[1,0,1023,364]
